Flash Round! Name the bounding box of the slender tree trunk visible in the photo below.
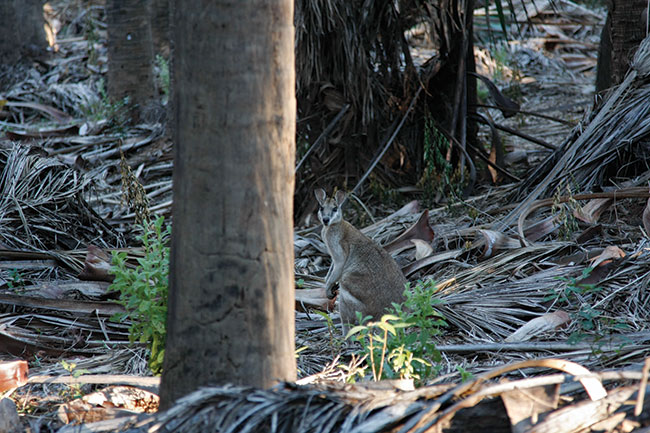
[596,0,648,91]
[106,0,156,122]
[0,0,45,63]
[159,0,297,409]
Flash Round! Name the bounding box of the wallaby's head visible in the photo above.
[315,188,346,227]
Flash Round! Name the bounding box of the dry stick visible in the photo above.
[459,74,474,195]
[350,87,422,198]
[492,121,557,150]
[445,25,468,166]
[28,374,160,390]
[295,104,350,173]
[516,187,650,246]
[635,357,650,416]
[437,340,650,354]
[475,103,576,126]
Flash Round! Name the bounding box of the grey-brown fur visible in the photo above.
[315,189,407,333]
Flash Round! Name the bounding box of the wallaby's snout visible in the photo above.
[315,187,341,227]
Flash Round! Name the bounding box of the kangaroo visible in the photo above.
[315,188,407,333]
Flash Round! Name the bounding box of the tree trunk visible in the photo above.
[0,0,45,63]
[159,0,297,409]
[106,0,156,122]
[596,0,648,91]
[422,0,478,195]
[149,0,170,56]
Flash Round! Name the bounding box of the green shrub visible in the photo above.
[346,279,447,382]
[109,216,170,374]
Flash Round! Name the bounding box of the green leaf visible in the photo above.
[345,325,368,339]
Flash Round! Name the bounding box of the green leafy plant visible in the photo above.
[547,267,604,344]
[419,114,466,207]
[347,280,447,382]
[347,314,410,381]
[155,54,170,101]
[79,78,130,134]
[109,216,170,374]
[60,360,90,399]
[315,310,344,356]
[6,269,24,291]
[456,365,474,382]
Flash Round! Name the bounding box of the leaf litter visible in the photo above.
[0,0,650,431]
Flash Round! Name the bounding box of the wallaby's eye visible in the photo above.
[319,206,323,212]
[332,207,338,212]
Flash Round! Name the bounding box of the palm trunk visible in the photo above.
[106,0,156,122]
[159,0,297,408]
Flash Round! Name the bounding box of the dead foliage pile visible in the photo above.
[0,144,121,252]
[75,359,650,433]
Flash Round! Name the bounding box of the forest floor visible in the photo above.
[2,0,650,432]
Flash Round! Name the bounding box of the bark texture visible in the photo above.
[0,0,45,63]
[149,0,170,55]
[596,0,648,91]
[160,0,296,408]
[106,0,156,121]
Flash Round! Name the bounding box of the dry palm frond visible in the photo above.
[126,382,443,433]
[122,360,650,433]
[0,144,123,253]
[295,0,413,128]
[506,34,650,227]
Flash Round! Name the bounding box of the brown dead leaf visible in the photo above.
[575,224,602,244]
[78,245,115,283]
[573,198,613,224]
[505,311,571,343]
[384,210,434,253]
[0,360,28,392]
[501,381,560,432]
[5,101,73,124]
[589,245,625,268]
[362,200,421,235]
[479,229,520,258]
[58,386,159,424]
[411,239,434,260]
[403,249,464,277]
[524,214,560,242]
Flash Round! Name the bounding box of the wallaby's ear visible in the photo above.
[334,190,346,206]
[314,188,327,205]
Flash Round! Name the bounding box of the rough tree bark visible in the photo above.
[149,0,170,56]
[159,0,297,408]
[596,0,648,91]
[106,0,156,122]
[0,0,45,63]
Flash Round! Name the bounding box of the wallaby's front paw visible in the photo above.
[326,284,338,299]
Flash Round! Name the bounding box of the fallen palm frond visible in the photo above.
[506,35,650,228]
[80,358,650,433]
[0,144,123,253]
